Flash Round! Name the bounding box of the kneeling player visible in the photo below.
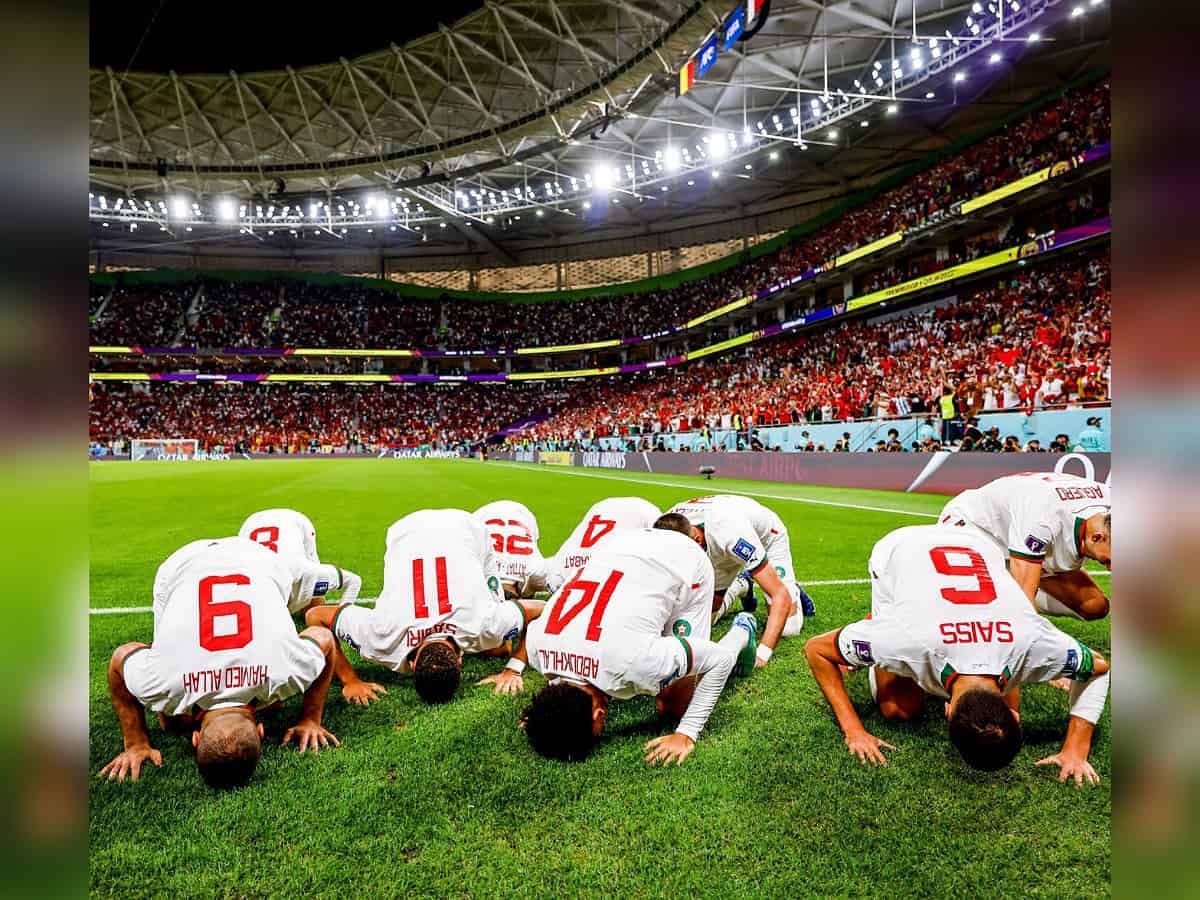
[306,509,544,705]
[662,494,816,667]
[542,496,662,593]
[503,527,757,765]
[938,473,1110,620]
[473,499,546,598]
[237,507,362,614]
[100,537,340,789]
[805,524,1109,784]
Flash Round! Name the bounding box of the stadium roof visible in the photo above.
[89,0,1109,264]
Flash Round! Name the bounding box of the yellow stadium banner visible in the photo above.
[846,246,1020,312]
[515,339,622,355]
[959,167,1052,214]
[265,373,394,382]
[538,451,573,466]
[89,346,135,354]
[835,231,903,267]
[292,348,414,357]
[508,366,620,380]
[686,296,753,329]
[685,330,760,362]
[90,372,149,380]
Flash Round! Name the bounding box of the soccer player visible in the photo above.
[99,537,339,789]
[306,509,544,705]
[490,526,756,764]
[805,524,1110,783]
[473,500,546,598]
[937,472,1111,620]
[663,494,815,666]
[237,507,362,613]
[542,496,662,593]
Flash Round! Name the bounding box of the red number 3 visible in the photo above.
[198,574,254,651]
[928,546,997,605]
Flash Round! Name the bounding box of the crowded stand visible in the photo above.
[88,79,1110,353]
[89,243,1109,455]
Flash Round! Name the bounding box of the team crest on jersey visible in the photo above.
[672,619,692,638]
[1024,535,1048,555]
[732,538,756,562]
[313,580,330,596]
[487,575,501,594]
[775,565,786,578]
[852,640,874,663]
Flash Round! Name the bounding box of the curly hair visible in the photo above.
[522,682,597,762]
[413,641,462,705]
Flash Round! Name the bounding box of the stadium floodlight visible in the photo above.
[744,163,752,170]
[887,104,898,115]
[860,120,869,127]
[1089,0,1101,5]
[217,198,235,222]
[925,91,936,99]
[687,179,695,186]
[591,166,613,191]
[1011,0,1021,8]
[708,134,728,159]
[1071,4,1084,15]
[661,185,668,192]
[972,1,982,12]
[583,199,592,209]
[742,127,754,147]
[989,52,1003,63]
[536,209,544,216]
[664,145,681,171]
[170,196,189,219]
[954,71,967,82]
[828,128,838,138]
[769,150,779,160]
[1027,31,1041,41]
[711,169,720,179]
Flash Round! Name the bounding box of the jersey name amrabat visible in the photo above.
[940,473,1109,573]
[546,497,661,593]
[128,538,326,715]
[526,528,713,699]
[333,509,521,671]
[836,525,1102,698]
[666,494,779,590]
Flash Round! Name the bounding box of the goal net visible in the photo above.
[131,438,202,461]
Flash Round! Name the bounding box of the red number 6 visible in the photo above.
[928,546,997,605]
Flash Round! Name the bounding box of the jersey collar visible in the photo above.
[1073,516,1087,558]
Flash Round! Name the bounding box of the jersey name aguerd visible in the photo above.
[1055,485,1106,501]
[939,621,1014,644]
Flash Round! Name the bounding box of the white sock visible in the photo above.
[782,608,805,637]
[711,592,735,624]
[719,623,750,654]
[1035,589,1084,620]
[869,666,878,700]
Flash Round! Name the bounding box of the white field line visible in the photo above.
[487,461,943,519]
[89,572,1110,616]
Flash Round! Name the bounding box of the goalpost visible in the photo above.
[130,438,206,461]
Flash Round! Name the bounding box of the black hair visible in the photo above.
[653,513,694,536]
[948,689,1022,771]
[522,682,597,762]
[413,641,461,705]
[195,717,261,790]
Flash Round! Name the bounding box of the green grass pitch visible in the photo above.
[88,459,1110,898]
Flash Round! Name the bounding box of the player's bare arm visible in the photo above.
[304,604,387,706]
[753,564,795,666]
[1035,651,1109,786]
[805,630,895,766]
[281,626,341,753]
[479,597,544,694]
[99,642,163,782]
[1007,556,1044,608]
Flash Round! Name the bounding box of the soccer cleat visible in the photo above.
[731,612,758,678]
[734,571,757,612]
[794,582,816,617]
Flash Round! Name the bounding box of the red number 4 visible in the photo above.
[580,515,616,549]
[198,574,254,651]
[544,570,624,641]
[928,546,997,605]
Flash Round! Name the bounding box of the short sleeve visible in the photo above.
[122,647,174,713]
[1021,617,1101,685]
[1007,496,1056,562]
[478,599,525,652]
[717,519,768,574]
[836,619,903,669]
[332,603,374,657]
[279,635,327,697]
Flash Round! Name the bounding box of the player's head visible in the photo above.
[412,638,462,704]
[521,680,608,761]
[1084,512,1111,568]
[946,687,1022,772]
[654,513,703,547]
[193,707,263,790]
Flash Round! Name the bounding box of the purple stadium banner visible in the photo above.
[492,450,1111,496]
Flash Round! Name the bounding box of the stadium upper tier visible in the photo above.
[88,242,1109,452]
[89,80,1110,359]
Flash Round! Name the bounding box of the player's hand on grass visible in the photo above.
[99,744,162,782]
[1036,751,1100,786]
[845,730,895,766]
[342,681,387,706]
[477,670,524,695]
[643,732,695,766]
[754,655,768,670]
[282,720,340,753]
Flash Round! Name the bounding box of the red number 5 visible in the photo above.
[928,546,997,605]
[198,574,254,651]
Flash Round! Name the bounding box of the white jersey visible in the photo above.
[473,500,546,596]
[237,508,347,612]
[666,494,780,590]
[546,497,662,593]
[526,528,714,700]
[127,538,326,716]
[939,473,1109,573]
[837,525,1102,699]
[333,509,521,672]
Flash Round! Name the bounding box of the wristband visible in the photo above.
[755,644,773,664]
[504,658,526,675]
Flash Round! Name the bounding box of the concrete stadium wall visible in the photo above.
[496,449,1111,496]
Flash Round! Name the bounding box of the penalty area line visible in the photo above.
[487,461,942,519]
[89,571,1110,615]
